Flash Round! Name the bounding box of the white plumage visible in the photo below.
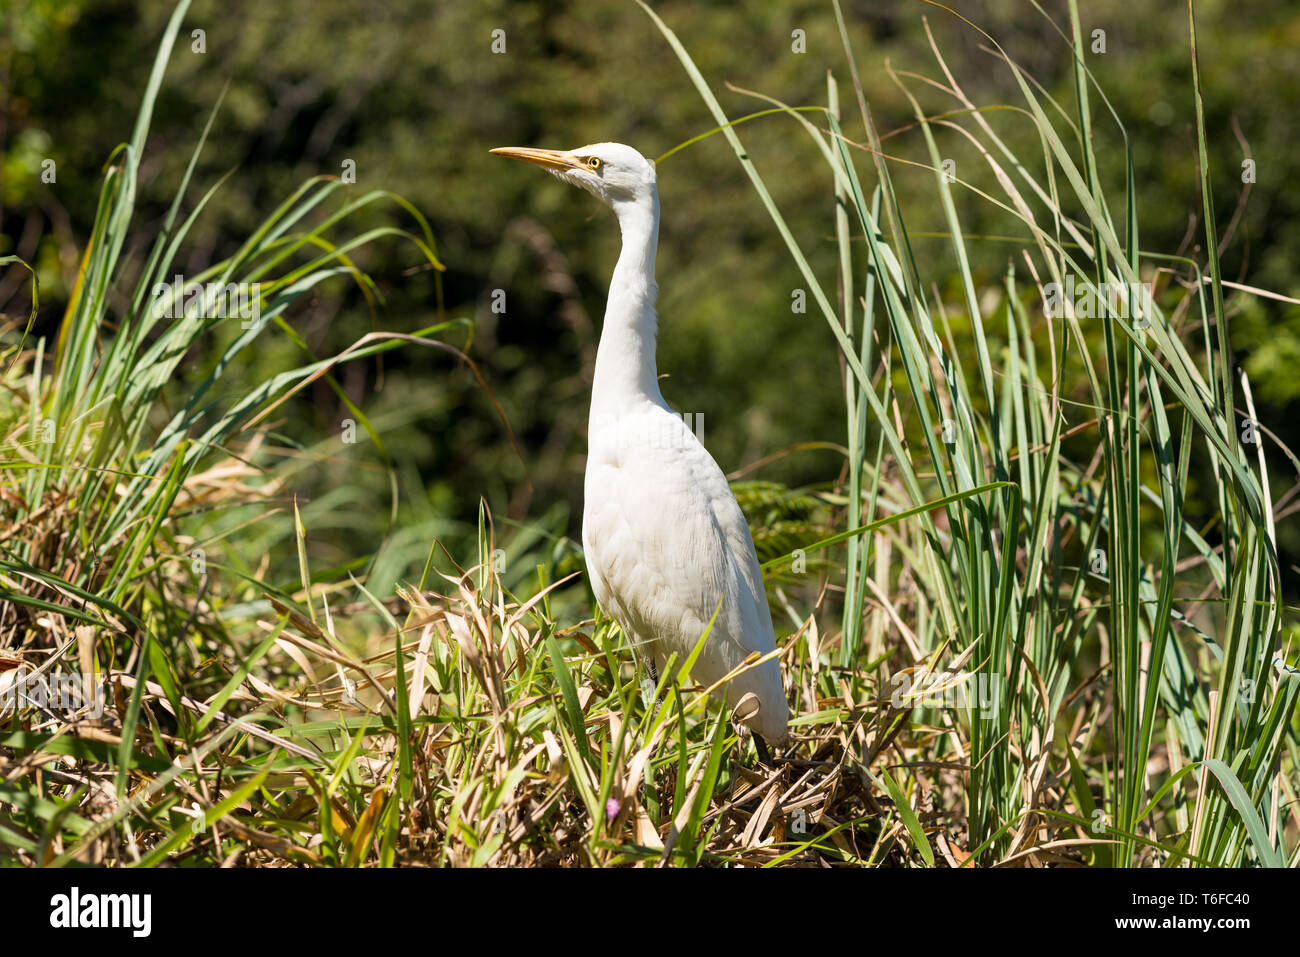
[491,142,789,747]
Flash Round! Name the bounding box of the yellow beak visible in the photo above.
[489,146,584,172]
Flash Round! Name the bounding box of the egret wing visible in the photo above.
[582,405,788,741]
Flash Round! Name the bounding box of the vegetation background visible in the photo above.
[5,0,1298,597]
[2,0,1299,867]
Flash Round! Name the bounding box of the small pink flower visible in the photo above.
[606,797,621,819]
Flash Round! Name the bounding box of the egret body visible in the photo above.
[490,142,789,748]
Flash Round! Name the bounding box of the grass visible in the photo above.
[0,0,1297,867]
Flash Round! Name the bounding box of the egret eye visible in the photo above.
[586,156,602,170]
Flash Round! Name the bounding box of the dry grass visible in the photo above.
[0,466,1100,867]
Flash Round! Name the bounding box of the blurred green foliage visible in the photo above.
[2,0,1298,587]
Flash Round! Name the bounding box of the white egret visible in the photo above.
[490,142,789,753]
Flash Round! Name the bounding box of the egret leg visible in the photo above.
[754,735,774,767]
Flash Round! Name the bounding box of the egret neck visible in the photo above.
[591,190,666,424]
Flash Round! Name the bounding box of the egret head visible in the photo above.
[490,142,656,211]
